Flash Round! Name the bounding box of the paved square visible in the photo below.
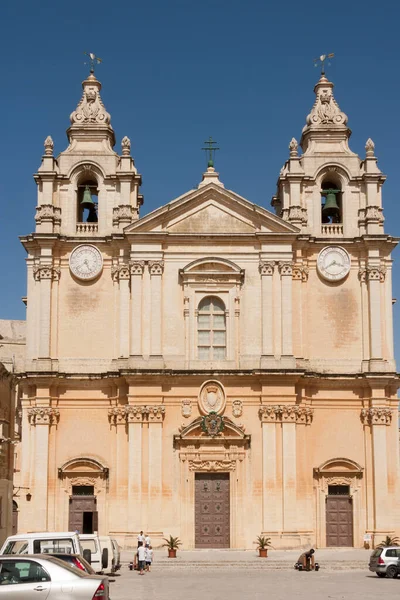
[109,568,400,600]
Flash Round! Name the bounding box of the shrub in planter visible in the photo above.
[255,535,273,558]
[162,535,182,558]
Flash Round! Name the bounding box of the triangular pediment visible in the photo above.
[125,183,299,235]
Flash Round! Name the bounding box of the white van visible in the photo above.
[79,534,120,574]
[0,532,82,556]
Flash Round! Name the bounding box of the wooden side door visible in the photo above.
[69,495,96,533]
[326,495,353,546]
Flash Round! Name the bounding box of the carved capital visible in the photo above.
[259,261,275,276]
[33,266,60,281]
[188,460,236,472]
[367,266,386,282]
[259,405,313,424]
[109,405,165,424]
[111,265,130,282]
[278,262,293,276]
[148,261,164,276]
[361,407,392,426]
[28,407,60,426]
[292,264,309,282]
[108,407,127,425]
[130,261,145,276]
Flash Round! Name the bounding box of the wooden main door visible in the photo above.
[326,495,353,546]
[195,473,230,548]
[69,495,98,534]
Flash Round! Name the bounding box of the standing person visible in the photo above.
[137,531,145,547]
[145,545,154,572]
[137,542,146,575]
[145,533,151,547]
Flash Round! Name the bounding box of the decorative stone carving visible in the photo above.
[28,407,60,426]
[367,267,386,282]
[365,206,384,223]
[108,405,165,424]
[121,136,131,155]
[278,262,293,276]
[232,400,243,418]
[44,136,54,156]
[259,405,313,424]
[365,138,375,156]
[111,265,130,282]
[198,380,226,416]
[33,266,60,281]
[361,408,392,426]
[326,476,353,486]
[130,261,145,276]
[288,206,304,221]
[289,137,298,157]
[188,460,236,472]
[259,261,275,276]
[35,205,62,225]
[306,77,348,127]
[201,412,224,437]
[181,399,192,418]
[70,78,111,125]
[113,205,136,226]
[292,264,309,282]
[148,261,164,276]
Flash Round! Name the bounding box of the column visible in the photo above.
[259,262,274,363]
[362,407,392,532]
[147,407,165,532]
[130,262,145,357]
[278,262,294,361]
[148,261,164,358]
[34,266,59,358]
[367,267,384,368]
[282,414,297,533]
[27,406,60,531]
[259,407,279,532]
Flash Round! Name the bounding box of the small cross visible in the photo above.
[314,53,334,75]
[202,136,220,168]
[84,52,102,74]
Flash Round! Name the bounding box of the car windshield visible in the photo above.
[2,540,29,555]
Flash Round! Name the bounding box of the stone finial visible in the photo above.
[365,138,375,157]
[305,75,348,128]
[44,136,54,156]
[121,136,131,156]
[289,137,298,157]
[70,75,111,126]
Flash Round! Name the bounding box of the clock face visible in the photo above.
[69,245,103,281]
[317,246,351,282]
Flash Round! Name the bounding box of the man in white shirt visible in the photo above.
[145,534,151,546]
[137,542,146,575]
[145,545,154,571]
[137,531,145,547]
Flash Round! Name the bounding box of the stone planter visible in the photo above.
[259,548,268,558]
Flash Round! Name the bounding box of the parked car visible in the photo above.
[0,554,109,598]
[79,535,120,574]
[48,553,95,574]
[369,546,400,578]
[0,532,83,557]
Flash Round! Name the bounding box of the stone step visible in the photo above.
[122,560,368,571]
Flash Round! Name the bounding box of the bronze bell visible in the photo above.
[322,188,341,220]
[80,185,96,210]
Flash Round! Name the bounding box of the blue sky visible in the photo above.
[1,0,399,364]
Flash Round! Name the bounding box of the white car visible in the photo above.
[0,554,109,599]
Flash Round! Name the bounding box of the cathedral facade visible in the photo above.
[16,68,399,549]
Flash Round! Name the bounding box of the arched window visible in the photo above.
[197,296,226,360]
[321,180,342,224]
[77,179,98,223]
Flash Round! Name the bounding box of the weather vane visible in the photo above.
[202,136,220,168]
[84,52,102,74]
[314,53,334,75]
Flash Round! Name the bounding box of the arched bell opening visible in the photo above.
[77,179,99,223]
[321,179,342,224]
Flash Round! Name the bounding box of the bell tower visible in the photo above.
[272,73,386,238]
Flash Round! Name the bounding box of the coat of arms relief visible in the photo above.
[198,380,226,416]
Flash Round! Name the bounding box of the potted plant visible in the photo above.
[255,535,273,558]
[162,535,182,558]
[377,535,400,548]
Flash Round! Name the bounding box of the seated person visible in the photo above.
[0,565,21,585]
[297,548,315,571]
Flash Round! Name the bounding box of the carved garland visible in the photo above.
[188,460,236,472]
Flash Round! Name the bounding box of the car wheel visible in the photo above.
[376,573,386,578]
[385,565,398,579]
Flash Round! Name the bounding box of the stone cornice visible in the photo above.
[259,405,313,424]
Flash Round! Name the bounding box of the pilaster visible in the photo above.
[148,261,164,361]
[112,264,131,358]
[278,262,295,366]
[33,266,60,358]
[130,261,145,358]
[259,261,274,366]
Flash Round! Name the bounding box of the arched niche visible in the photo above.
[69,163,105,227]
